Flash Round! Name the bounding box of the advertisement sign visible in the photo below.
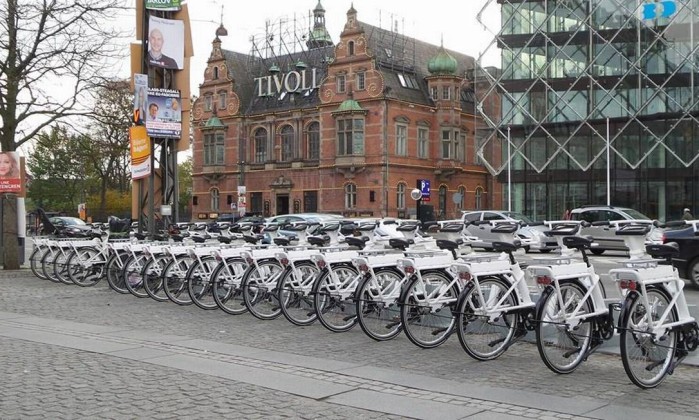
[146,88,182,138]
[133,73,148,125]
[130,126,151,179]
[145,0,181,11]
[0,151,22,193]
[147,16,184,70]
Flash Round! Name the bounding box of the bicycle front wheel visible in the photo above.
[400,270,459,349]
[313,265,359,333]
[211,258,248,315]
[163,257,194,305]
[456,277,518,361]
[122,254,148,298]
[242,259,284,320]
[143,255,170,302]
[106,252,129,294]
[67,247,105,287]
[535,280,593,374]
[356,267,403,341]
[278,261,319,326]
[620,288,677,389]
[53,250,75,285]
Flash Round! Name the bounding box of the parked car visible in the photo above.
[460,210,558,253]
[569,205,662,255]
[45,216,94,237]
[662,223,699,288]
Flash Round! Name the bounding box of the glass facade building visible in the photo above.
[475,0,699,221]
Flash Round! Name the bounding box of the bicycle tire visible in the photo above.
[41,247,61,283]
[241,259,284,320]
[456,276,518,361]
[278,260,319,326]
[187,256,219,310]
[313,264,359,333]
[535,280,593,374]
[143,255,170,302]
[356,267,404,341]
[122,254,148,298]
[619,287,677,389]
[106,252,129,294]
[53,250,75,285]
[67,247,106,287]
[211,258,248,315]
[400,270,459,349]
[163,256,194,305]
[29,247,49,280]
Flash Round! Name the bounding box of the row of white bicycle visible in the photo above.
[28,216,699,389]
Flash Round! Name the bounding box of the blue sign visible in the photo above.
[642,1,677,20]
[419,179,431,202]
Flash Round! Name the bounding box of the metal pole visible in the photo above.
[606,118,610,206]
[507,126,511,212]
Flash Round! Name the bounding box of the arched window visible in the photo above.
[307,122,320,160]
[439,185,447,219]
[348,41,355,56]
[475,187,483,210]
[211,188,220,211]
[280,125,294,162]
[213,66,219,80]
[253,128,267,163]
[397,183,406,209]
[457,186,466,211]
[345,183,357,209]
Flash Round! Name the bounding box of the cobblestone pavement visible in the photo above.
[1,269,697,419]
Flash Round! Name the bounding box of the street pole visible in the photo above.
[507,126,511,212]
[606,118,611,206]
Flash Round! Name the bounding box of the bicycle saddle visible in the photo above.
[615,224,651,236]
[439,224,463,232]
[546,223,582,236]
[436,239,463,251]
[243,234,261,244]
[345,236,366,249]
[217,236,232,244]
[388,238,413,250]
[191,235,207,243]
[492,241,519,253]
[307,235,330,247]
[562,236,593,249]
[273,237,292,246]
[490,223,519,234]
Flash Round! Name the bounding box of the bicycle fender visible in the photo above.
[617,290,640,330]
[454,281,477,310]
[534,285,556,319]
[397,269,450,305]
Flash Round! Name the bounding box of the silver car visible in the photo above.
[460,210,558,253]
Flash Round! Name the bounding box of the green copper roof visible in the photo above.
[428,45,458,76]
[336,98,365,113]
[309,27,333,44]
[204,116,224,128]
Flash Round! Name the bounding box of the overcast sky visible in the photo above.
[123,0,501,93]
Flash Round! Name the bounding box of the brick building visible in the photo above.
[191,2,501,221]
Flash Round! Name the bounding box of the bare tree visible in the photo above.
[0,0,127,269]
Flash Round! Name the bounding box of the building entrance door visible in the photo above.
[276,194,289,215]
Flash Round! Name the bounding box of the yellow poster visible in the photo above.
[130,126,151,179]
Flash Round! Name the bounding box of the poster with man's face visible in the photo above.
[147,16,184,70]
[0,151,22,193]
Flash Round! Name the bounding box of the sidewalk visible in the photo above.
[1,270,697,419]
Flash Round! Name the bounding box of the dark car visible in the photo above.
[45,216,94,237]
[662,223,699,288]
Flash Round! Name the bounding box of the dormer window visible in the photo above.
[442,86,451,100]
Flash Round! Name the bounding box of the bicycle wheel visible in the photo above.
[535,280,593,374]
[67,247,106,287]
[122,254,148,298]
[619,288,677,389]
[400,270,459,349]
[41,248,61,283]
[187,256,219,310]
[143,255,170,302]
[53,250,75,285]
[241,259,284,320]
[313,264,359,333]
[163,256,194,305]
[211,258,248,315]
[106,252,129,294]
[356,267,404,341]
[30,247,49,280]
[456,277,518,361]
[278,261,319,326]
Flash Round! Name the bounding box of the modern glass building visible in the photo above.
[475,0,699,221]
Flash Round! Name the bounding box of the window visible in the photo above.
[250,192,263,214]
[304,191,318,212]
[204,94,213,111]
[439,186,447,218]
[253,127,267,163]
[442,86,451,100]
[345,183,357,209]
[455,133,466,162]
[397,183,406,209]
[337,74,346,93]
[475,187,483,210]
[356,71,365,90]
[307,122,320,160]
[203,132,225,165]
[396,124,407,156]
[397,73,419,89]
[430,87,438,100]
[280,125,294,161]
[211,188,220,211]
[337,117,364,155]
[457,186,465,210]
[213,66,219,80]
[441,130,452,159]
[418,127,429,158]
[219,91,227,110]
[348,41,355,56]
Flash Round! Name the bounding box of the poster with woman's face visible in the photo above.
[0,151,22,193]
